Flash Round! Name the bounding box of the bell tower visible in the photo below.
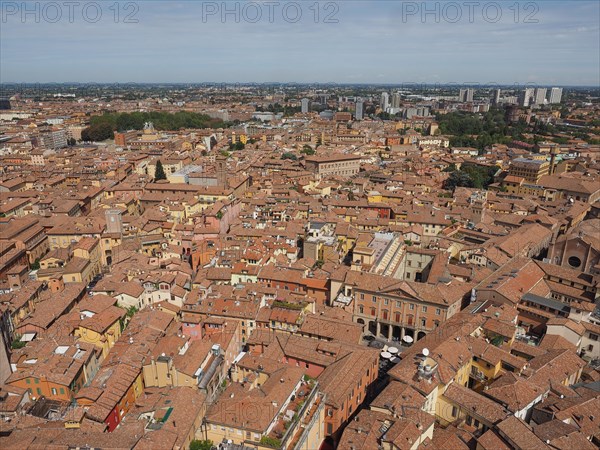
[216,154,228,188]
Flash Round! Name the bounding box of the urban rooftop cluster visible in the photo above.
[0,83,598,450]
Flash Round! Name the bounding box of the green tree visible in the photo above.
[81,122,114,142]
[444,171,474,190]
[189,440,213,450]
[154,160,167,181]
[301,144,315,155]
[281,152,297,160]
[443,164,499,190]
[442,163,457,172]
[88,111,228,132]
[11,335,27,349]
[126,306,138,318]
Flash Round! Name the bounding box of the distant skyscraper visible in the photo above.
[391,92,401,109]
[355,99,364,120]
[548,87,563,104]
[459,89,474,102]
[491,89,501,106]
[380,92,389,111]
[519,88,535,107]
[533,88,547,105]
[301,98,310,113]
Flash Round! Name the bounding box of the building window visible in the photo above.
[409,304,415,310]
[327,423,333,434]
[384,298,389,305]
[568,256,582,268]
[370,307,376,316]
[359,305,364,314]
[421,318,426,327]
[422,306,427,313]
[452,406,458,417]
[436,308,441,315]
[37,388,42,396]
[372,295,376,302]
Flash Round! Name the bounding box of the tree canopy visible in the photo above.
[189,440,213,450]
[436,109,528,151]
[444,163,500,190]
[81,122,113,142]
[301,144,315,155]
[154,160,167,181]
[81,111,228,141]
[281,152,297,160]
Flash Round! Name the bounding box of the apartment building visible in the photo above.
[509,158,550,183]
[205,364,324,450]
[304,154,361,178]
[0,216,48,265]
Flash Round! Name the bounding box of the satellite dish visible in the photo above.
[422,348,430,357]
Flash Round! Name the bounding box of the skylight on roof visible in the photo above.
[54,345,69,355]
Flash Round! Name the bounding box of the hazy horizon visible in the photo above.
[1,81,599,88]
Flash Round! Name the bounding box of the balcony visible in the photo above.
[261,379,321,449]
[470,367,487,382]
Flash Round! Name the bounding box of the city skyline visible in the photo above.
[1,1,599,85]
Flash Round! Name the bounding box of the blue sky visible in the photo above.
[1,1,599,85]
